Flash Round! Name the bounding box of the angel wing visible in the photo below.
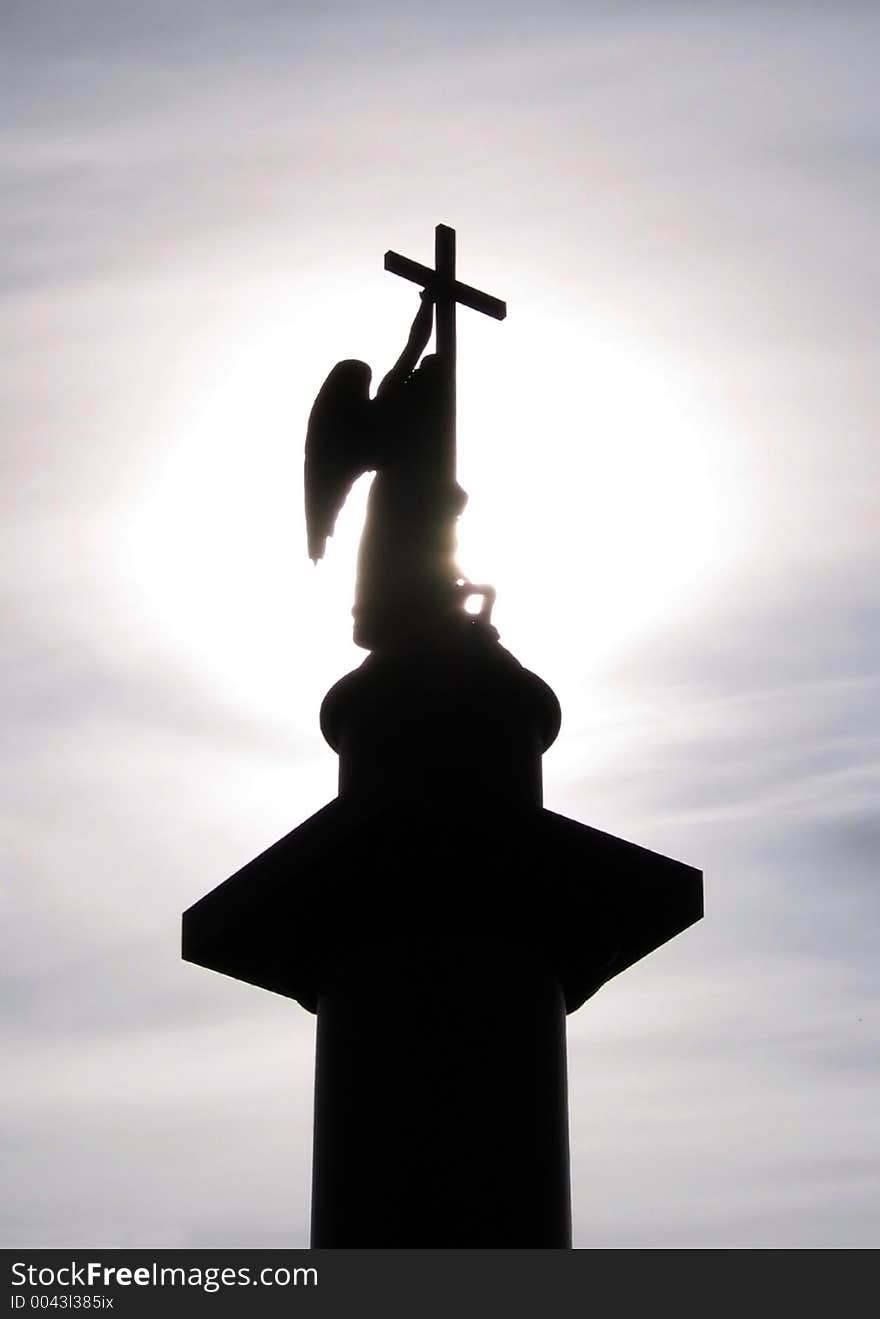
[304,359,373,562]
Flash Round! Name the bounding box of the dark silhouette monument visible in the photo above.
[182,225,703,1247]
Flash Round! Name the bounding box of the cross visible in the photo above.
[384,224,506,480]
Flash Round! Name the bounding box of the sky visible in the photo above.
[3,0,879,1248]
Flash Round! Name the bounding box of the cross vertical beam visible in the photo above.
[434,223,456,479]
[384,224,506,486]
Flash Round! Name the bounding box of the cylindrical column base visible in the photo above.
[310,934,571,1248]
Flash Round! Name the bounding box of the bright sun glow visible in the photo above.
[128,292,731,721]
[457,307,727,676]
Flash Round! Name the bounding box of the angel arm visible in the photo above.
[376,292,433,399]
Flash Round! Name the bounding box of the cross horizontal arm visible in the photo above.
[384,251,507,321]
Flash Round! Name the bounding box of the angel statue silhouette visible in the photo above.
[304,225,506,652]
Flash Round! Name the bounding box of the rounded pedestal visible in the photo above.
[321,623,561,809]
